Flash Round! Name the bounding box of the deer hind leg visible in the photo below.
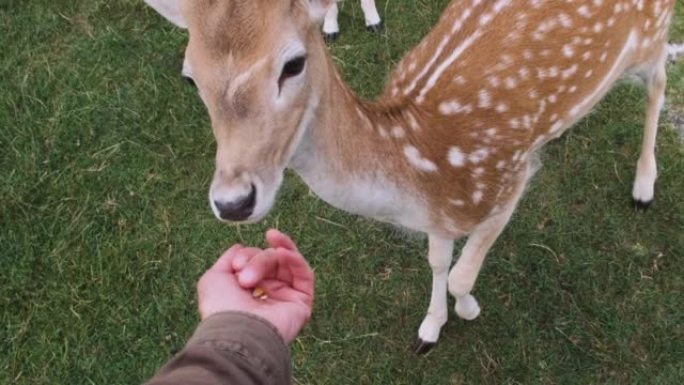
[360,0,382,32]
[448,171,530,320]
[632,51,667,209]
[415,234,456,353]
[322,3,340,42]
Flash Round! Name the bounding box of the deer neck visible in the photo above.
[288,40,429,225]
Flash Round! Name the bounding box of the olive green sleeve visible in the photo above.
[146,311,291,385]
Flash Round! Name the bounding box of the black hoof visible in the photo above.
[632,199,653,211]
[324,32,339,43]
[366,21,383,33]
[413,339,436,355]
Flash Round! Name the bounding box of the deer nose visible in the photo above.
[213,184,257,221]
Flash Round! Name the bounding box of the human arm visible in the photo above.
[146,230,314,385]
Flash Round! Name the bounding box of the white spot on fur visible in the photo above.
[404,145,437,172]
[485,128,498,136]
[472,190,483,204]
[504,77,518,89]
[439,100,473,115]
[378,125,389,138]
[563,44,575,58]
[487,75,501,88]
[449,199,465,207]
[448,147,466,167]
[407,113,421,131]
[468,148,490,164]
[391,126,405,138]
[577,5,591,17]
[558,13,572,28]
[478,90,492,108]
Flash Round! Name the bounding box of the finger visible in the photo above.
[266,229,299,252]
[259,279,310,304]
[237,249,280,288]
[231,247,263,272]
[209,244,243,272]
[278,249,315,302]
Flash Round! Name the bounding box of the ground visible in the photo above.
[1,1,683,384]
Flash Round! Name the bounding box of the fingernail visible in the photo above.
[238,269,256,286]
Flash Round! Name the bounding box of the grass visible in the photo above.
[1,1,683,384]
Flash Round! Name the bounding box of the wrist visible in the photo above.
[191,311,288,347]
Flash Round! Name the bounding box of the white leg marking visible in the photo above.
[418,235,455,343]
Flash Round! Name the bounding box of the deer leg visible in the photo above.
[415,234,456,353]
[322,3,340,42]
[448,175,529,320]
[360,0,382,32]
[632,53,667,209]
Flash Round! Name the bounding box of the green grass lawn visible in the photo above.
[2,1,683,384]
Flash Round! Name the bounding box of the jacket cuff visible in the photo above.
[189,311,291,383]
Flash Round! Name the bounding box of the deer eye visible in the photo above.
[278,55,306,89]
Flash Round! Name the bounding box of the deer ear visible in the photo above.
[144,0,188,29]
[306,0,336,24]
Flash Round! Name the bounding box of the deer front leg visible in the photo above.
[633,52,667,209]
[415,234,455,354]
[448,178,528,320]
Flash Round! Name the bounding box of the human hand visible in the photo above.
[196,229,314,344]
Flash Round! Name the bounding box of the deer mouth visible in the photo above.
[209,170,283,224]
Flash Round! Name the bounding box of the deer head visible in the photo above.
[145,0,333,222]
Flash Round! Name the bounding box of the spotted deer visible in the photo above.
[322,0,383,42]
[144,0,675,352]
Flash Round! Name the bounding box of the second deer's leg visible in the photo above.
[415,234,455,353]
[322,3,340,42]
[360,0,382,32]
[632,52,667,208]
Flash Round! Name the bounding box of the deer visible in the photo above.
[143,0,675,352]
[322,0,383,42]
